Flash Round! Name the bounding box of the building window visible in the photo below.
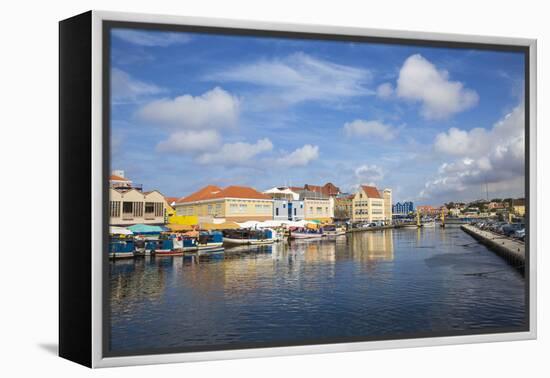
[145,202,154,214]
[275,208,279,216]
[283,204,286,208]
[122,202,133,217]
[133,202,143,217]
[154,202,163,217]
[109,201,121,217]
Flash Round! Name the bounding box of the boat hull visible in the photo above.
[154,249,184,256]
[109,252,134,259]
[290,233,323,239]
[223,237,275,246]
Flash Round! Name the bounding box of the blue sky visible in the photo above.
[110,28,525,205]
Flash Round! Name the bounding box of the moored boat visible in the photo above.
[223,229,276,246]
[109,238,135,259]
[154,235,198,256]
[196,231,224,251]
[322,224,346,237]
[289,227,323,239]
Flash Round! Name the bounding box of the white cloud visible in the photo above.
[396,54,479,120]
[137,87,240,129]
[156,130,221,153]
[343,120,398,141]
[355,164,384,185]
[197,138,273,165]
[420,104,525,200]
[111,68,164,101]
[276,145,319,167]
[206,52,372,106]
[376,82,394,99]
[112,29,192,46]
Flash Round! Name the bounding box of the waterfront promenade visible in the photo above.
[461,224,525,266]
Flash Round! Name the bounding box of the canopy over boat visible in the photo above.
[127,224,165,234]
[109,226,133,236]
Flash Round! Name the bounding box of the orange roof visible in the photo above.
[176,185,222,203]
[110,174,130,181]
[177,185,270,204]
[360,185,381,199]
[164,196,179,204]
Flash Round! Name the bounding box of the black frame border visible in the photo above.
[101,19,531,359]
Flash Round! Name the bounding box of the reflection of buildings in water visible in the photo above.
[110,257,166,315]
[348,230,394,262]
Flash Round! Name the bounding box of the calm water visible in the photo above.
[109,226,526,353]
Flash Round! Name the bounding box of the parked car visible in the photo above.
[502,223,524,236]
[513,228,525,240]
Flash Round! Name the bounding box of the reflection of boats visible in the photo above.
[322,224,346,237]
[223,229,276,246]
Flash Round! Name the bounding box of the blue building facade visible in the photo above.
[392,201,414,215]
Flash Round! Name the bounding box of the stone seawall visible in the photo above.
[461,224,525,267]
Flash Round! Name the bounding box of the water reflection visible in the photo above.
[109,227,525,353]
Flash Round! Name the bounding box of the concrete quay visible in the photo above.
[461,224,525,267]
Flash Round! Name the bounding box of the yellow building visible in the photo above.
[334,195,354,220]
[174,185,274,222]
[383,188,393,224]
[303,198,332,222]
[109,188,166,225]
[352,185,386,223]
[512,198,526,216]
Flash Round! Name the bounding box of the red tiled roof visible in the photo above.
[177,185,269,203]
[110,174,130,181]
[300,183,341,196]
[360,185,382,199]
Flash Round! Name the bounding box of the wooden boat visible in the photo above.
[289,227,323,239]
[197,231,224,250]
[109,238,135,259]
[134,238,160,256]
[322,224,346,237]
[154,236,198,257]
[422,220,436,228]
[223,229,276,246]
[401,223,420,229]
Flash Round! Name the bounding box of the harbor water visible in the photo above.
[109,226,526,354]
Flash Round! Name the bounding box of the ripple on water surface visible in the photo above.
[109,227,526,353]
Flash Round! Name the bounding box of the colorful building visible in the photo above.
[174,185,274,222]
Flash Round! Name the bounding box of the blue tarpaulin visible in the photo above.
[127,224,165,234]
